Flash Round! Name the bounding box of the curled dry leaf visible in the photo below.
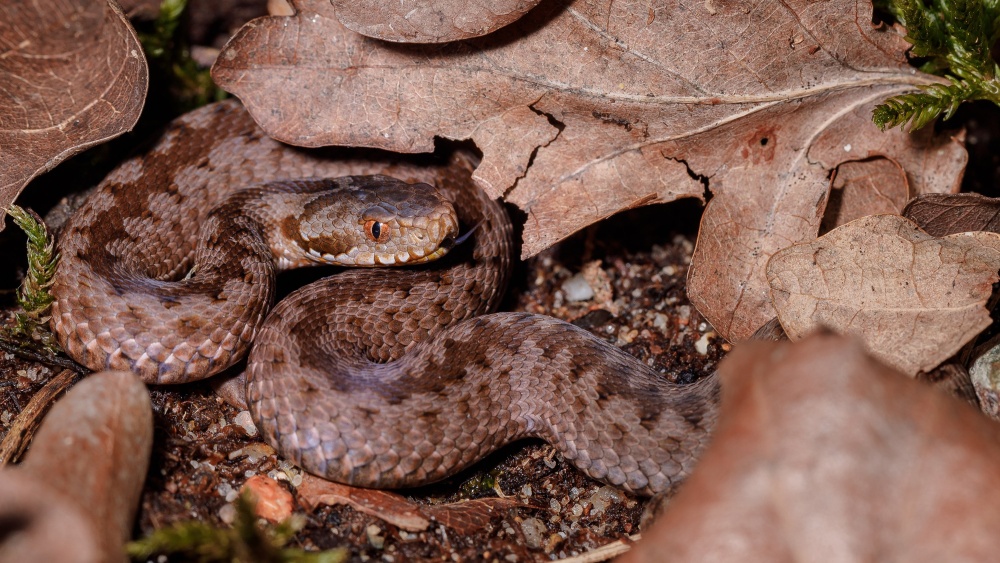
[296,474,527,534]
[297,473,432,532]
[0,0,147,227]
[14,371,152,562]
[821,157,910,233]
[330,0,542,43]
[621,332,1000,563]
[212,0,966,341]
[766,214,1000,376]
[418,498,527,535]
[903,192,1000,237]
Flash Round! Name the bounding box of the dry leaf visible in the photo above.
[297,474,527,534]
[330,0,542,43]
[420,498,526,535]
[0,0,147,227]
[212,0,966,341]
[0,471,101,562]
[297,474,432,531]
[903,192,1000,236]
[766,214,1000,375]
[16,371,152,563]
[621,332,1000,563]
[821,157,910,233]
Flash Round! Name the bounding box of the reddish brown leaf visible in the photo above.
[766,215,1000,375]
[821,157,910,233]
[16,371,152,562]
[330,0,541,43]
[0,0,147,227]
[297,474,431,531]
[903,192,1000,237]
[420,497,526,535]
[213,0,965,341]
[621,333,1000,562]
[296,474,529,533]
[0,472,101,562]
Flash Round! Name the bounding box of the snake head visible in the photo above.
[275,175,460,269]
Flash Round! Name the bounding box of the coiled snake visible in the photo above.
[51,100,718,496]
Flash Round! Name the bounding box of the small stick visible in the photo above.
[0,368,81,466]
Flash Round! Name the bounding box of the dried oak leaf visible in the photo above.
[0,0,146,229]
[766,214,1000,376]
[620,333,1000,563]
[297,474,432,531]
[297,474,526,534]
[821,157,910,233]
[903,192,1000,237]
[330,0,542,43]
[212,0,967,341]
[419,498,527,535]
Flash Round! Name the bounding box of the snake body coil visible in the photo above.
[52,100,719,496]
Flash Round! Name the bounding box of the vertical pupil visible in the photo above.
[371,222,381,240]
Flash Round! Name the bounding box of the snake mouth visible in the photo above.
[403,245,452,264]
[392,220,480,265]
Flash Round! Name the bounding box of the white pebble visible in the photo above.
[234,410,258,436]
[520,518,546,549]
[562,274,595,302]
[695,333,711,355]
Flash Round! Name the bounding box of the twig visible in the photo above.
[0,369,81,466]
[557,534,639,563]
[0,338,87,374]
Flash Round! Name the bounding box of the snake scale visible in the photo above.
[51,100,719,496]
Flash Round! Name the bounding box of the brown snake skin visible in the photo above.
[52,100,719,496]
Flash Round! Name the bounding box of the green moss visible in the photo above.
[874,0,1000,130]
[137,0,227,112]
[4,205,59,352]
[127,491,347,562]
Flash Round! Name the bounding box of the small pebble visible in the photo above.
[588,485,623,515]
[234,410,258,436]
[218,482,239,502]
[367,524,385,549]
[562,274,595,302]
[695,332,712,355]
[544,533,565,553]
[241,475,293,522]
[653,313,668,331]
[218,503,237,525]
[520,517,546,549]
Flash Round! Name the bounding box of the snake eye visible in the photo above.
[364,219,390,243]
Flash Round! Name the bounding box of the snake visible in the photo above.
[50,100,719,496]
